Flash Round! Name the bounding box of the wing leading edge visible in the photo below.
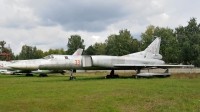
[113,64,194,69]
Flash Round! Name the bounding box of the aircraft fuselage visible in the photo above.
[38,55,165,70]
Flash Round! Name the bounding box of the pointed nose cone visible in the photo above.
[8,64,25,69]
[9,63,38,70]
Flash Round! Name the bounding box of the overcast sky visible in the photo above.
[0,0,200,55]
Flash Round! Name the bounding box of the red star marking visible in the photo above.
[152,47,155,50]
[77,52,80,56]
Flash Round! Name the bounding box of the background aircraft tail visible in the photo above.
[72,49,83,56]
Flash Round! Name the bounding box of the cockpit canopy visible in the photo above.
[42,55,69,60]
[43,55,54,59]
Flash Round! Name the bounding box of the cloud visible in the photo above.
[0,0,40,29]
[28,0,130,32]
[0,25,68,54]
[91,35,100,41]
[0,0,200,56]
[161,13,169,20]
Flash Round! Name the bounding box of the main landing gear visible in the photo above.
[25,73,48,77]
[105,70,119,79]
[39,74,48,77]
[69,69,76,80]
[132,69,141,79]
[26,73,33,77]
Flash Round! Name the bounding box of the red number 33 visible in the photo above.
[75,60,80,66]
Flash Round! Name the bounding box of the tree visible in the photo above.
[93,43,106,55]
[18,45,43,59]
[175,17,200,66]
[34,49,44,59]
[84,45,95,55]
[18,45,31,59]
[67,35,85,55]
[140,25,156,50]
[105,29,139,56]
[44,48,66,56]
[105,34,116,55]
[7,48,15,60]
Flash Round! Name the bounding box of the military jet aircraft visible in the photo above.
[9,37,193,79]
[3,49,83,76]
[37,37,193,79]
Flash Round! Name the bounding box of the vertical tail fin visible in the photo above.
[122,37,162,59]
[72,48,83,56]
[144,37,162,59]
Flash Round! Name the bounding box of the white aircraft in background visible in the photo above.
[9,37,194,80]
[1,49,83,76]
[0,61,15,74]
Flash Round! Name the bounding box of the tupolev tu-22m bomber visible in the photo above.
[36,37,193,80]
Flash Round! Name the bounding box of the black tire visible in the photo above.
[26,74,33,77]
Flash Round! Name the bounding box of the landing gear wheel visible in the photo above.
[105,70,119,79]
[26,74,33,77]
[39,74,48,77]
[69,69,76,80]
[69,76,76,80]
[132,75,138,79]
[106,75,119,78]
[105,75,110,79]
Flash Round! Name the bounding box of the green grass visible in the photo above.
[0,73,200,112]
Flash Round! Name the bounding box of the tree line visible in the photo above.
[1,18,200,67]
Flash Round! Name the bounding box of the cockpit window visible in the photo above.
[43,55,54,59]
